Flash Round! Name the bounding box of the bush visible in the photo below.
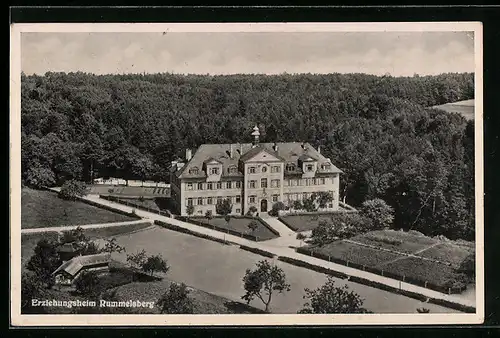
[246,206,258,217]
[291,200,303,211]
[58,180,89,201]
[268,201,285,217]
[360,198,395,230]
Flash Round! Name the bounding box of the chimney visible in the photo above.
[317,145,321,154]
[273,142,278,152]
[185,149,192,161]
[230,144,234,158]
[240,144,243,154]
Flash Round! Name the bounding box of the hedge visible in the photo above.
[296,246,467,294]
[154,220,231,246]
[427,298,476,313]
[277,256,348,280]
[100,195,171,217]
[239,245,276,258]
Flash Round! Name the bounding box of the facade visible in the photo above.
[52,253,111,286]
[170,126,342,216]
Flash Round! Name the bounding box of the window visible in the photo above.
[217,197,223,205]
[198,183,203,190]
[187,183,193,190]
[210,167,219,175]
[297,179,303,186]
[248,166,256,174]
[236,181,241,189]
[303,193,308,200]
[207,183,213,190]
[272,195,279,202]
[227,181,232,189]
[249,180,257,189]
[187,198,193,206]
[271,179,280,188]
[320,178,326,185]
[322,164,331,171]
[262,166,267,173]
[286,163,296,171]
[229,166,238,174]
[306,164,314,172]
[189,167,199,175]
[197,197,203,206]
[216,182,222,190]
[261,178,268,188]
[207,197,213,205]
[249,196,256,203]
[235,196,241,203]
[271,166,280,173]
[328,203,333,208]
[306,179,311,186]
[236,208,241,213]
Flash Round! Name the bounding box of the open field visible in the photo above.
[418,243,474,268]
[432,99,474,120]
[89,185,170,197]
[187,216,279,241]
[21,189,136,229]
[104,226,460,313]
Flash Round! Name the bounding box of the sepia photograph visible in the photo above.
[10,22,483,326]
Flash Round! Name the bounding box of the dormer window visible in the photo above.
[228,166,238,174]
[189,167,199,175]
[306,164,314,172]
[321,164,331,171]
[210,167,219,175]
[286,163,296,171]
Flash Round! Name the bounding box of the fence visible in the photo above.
[100,195,172,218]
[295,246,467,295]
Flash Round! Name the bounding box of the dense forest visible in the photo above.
[20,71,475,240]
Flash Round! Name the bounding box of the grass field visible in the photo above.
[432,99,474,120]
[308,241,403,267]
[351,230,439,254]
[21,189,137,229]
[418,243,473,268]
[279,214,345,232]
[105,226,462,313]
[189,216,279,241]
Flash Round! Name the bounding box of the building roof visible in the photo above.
[52,253,111,278]
[57,242,81,253]
[176,142,342,179]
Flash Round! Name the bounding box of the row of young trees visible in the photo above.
[21,71,475,240]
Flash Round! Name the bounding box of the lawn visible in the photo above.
[350,230,439,254]
[418,243,473,268]
[189,216,279,241]
[21,231,59,267]
[21,188,137,229]
[279,214,343,232]
[381,257,468,289]
[308,240,403,267]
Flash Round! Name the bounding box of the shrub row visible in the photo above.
[100,195,171,217]
[176,216,270,242]
[296,246,467,294]
[277,256,349,280]
[239,245,276,258]
[154,220,231,246]
[427,297,476,313]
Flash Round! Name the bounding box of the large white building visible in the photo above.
[170,126,342,216]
